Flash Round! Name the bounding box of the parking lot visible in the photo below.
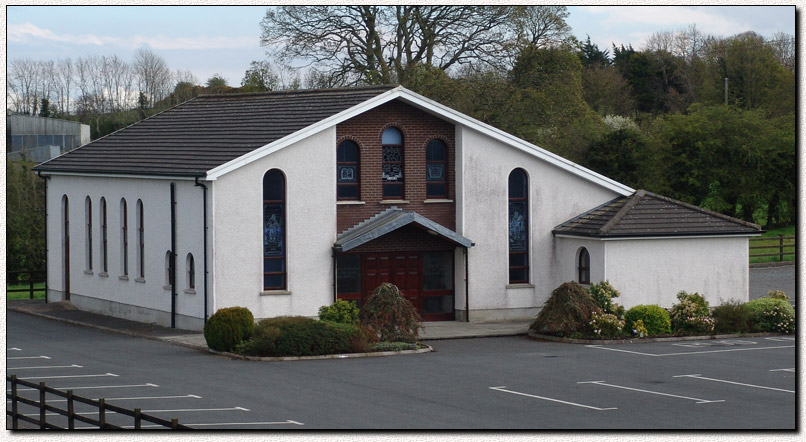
[6,311,796,430]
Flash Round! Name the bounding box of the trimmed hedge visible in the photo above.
[530,282,599,336]
[204,307,254,352]
[318,300,360,325]
[236,316,368,357]
[624,305,672,335]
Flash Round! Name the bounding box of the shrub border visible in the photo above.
[209,344,433,362]
[527,331,786,345]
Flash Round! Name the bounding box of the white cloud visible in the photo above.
[8,22,256,51]
[577,6,749,36]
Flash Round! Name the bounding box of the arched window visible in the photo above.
[578,247,590,285]
[85,196,92,271]
[136,200,144,278]
[263,169,286,290]
[120,198,128,276]
[100,197,108,273]
[508,168,529,284]
[337,140,360,200]
[426,139,447,199]
[381,127,404,199]
[62,195,70,298]
[165,251,173,286]
[187,253,195,290]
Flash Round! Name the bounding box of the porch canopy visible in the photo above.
[334,207,473,252]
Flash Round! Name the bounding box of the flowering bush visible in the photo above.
[670,291,711,334]
[767,290,789,301]
[588,280,624,318]
[743,297,795,334]
[632,319,648,337]
[589,312,625,338]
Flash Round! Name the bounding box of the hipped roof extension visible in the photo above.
[552,190,762,239]
[334,207,473,252]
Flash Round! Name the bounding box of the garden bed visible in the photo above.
[527,331,784,345]
[210,343,432,362]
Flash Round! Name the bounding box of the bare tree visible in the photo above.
[513,6,572,49]
[767,31,795,73]
[56,58,75,115]
[8,58,41,114]
[133,48,172,107]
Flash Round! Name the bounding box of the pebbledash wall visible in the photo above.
[455,126,622,321]
[46,175,208,330]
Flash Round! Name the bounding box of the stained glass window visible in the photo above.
[337,140,360,200]
[578,248,590,284]
[426,139,447,198]
[508,169,529,283]
[263,169,286,290]
[382,128,404,198]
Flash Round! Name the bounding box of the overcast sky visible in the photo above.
[5,5,797,87]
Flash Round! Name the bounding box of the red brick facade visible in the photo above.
[347,225,457,254]
[336,100,456,234]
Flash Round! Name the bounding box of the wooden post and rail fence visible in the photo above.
[6,375,190,430]
[6,271,47,300]
[748,235,795,262]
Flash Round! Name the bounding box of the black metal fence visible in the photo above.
[6,375,191,430]
[7,270,47,300]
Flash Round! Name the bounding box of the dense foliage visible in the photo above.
[670,291,713,335]
[360,283,423,343]
[743,297,795,334]
[588,280,624,318]
[623,305,672,335]
[530,282,599,336]
[203,307,255,352]
[6,159,46,276]
[236,316,377,357]
[711,300,753,334]
[318,300,360,325]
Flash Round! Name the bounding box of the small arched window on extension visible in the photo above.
[381,127,404,199]
[187,253,195,290]
[337,140,360,200]
[426,139,447,199]
[578,247,590,285]
[263,169,286,291]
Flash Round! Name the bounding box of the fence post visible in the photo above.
[67,390,75,429]
[29,279,34,299]
[99,398,106,429]
[171,418,179,429]
[11,375,19,429]
[39,382,47,429]
[134,408,141,430]
[779,235,784,262]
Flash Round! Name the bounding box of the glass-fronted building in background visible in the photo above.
[7,113,90,162]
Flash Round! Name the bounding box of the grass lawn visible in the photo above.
[750,225,796,264]
[6,282,46,300]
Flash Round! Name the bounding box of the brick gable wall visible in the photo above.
[336,100,456,235]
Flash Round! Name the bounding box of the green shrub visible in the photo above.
[370,341,419,352]
[530,282,599,336]
[318,300,360,325]
[237,317,360,357]
[588,280,624,318]
[203,307,254,352]
[711,300,753,334]
[743,297,795,334]
[767,290,789,301]
[670,291,711,334]
[589,312,625,338]
[624,305,672,335]
[632,320,648,337]
[359,283,422,343]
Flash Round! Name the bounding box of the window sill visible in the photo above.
[98,272,109,278]
[84,270,94,275]
[336,201,366,205]
[119,275,129,281]
[135,277,146,283]
[184,289,196,295]
[380,200,409,205]
[163,285,172,291]
[506,283,534,289]
[261,290,292,296]
[423,199,453,204]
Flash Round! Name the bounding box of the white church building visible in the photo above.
[35,86,761,330]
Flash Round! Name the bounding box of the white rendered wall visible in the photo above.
[554,238,606,287]
[211,127,337,320]
[603,237,750,309]
[45,175,208,329]
[455,126,621,321]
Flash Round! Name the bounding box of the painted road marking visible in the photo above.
[17,383,159,392]
[671,340,756,348]
[770,368,795,372]
[18,372,119,380]
[9,348,22,351]
[673,374,795,394]
[8,356,51,360]
[587,344,794,357]
[489,386,617,411]
[74,420,305,429]
[578,380,724,404]
[8,364,83,370]
[29,407,250,418]
[30,394,202,403]
[765,337,796,342]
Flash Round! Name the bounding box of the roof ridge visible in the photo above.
[599,189,645,234]
[338,206,401,238]
[641,190,761,230]
[194,85,396,100]
[553,196,626,233]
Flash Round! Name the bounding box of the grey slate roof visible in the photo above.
[334,207,473,252]
[553,190,761,238]
[33,86,395,177]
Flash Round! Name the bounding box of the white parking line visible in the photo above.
[9,364,83,370]
[673,374,795,393]
[578,380,724,404]
[770,368,795,372]
[18,373,119,380]
[26,394,202,403]
[17,383,159,392]
[671,340,756,348]
[8,355,51,360]
[765,337,796,342]
[587,344,794,357]
[9,348,22,351]
[489,386,617,411]
[29,407,249,418]
[77,420,305,429]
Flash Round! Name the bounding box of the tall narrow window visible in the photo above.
[508,169,529,284]
[136,200,144,278]
[62,195,70,298]
[263,169,286,290]
[337,140,360,200]
[381,127,404,199]
[120,198,128,276]
[187,253,195,289]
[100,197,108,273]
[426,139,447,199]
[85,196,92,271]
[578,247,590,285]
